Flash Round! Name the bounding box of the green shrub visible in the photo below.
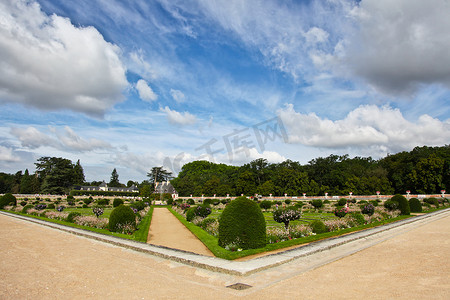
[311,199,323,209]
[20,201,28,206]
[200,218,216,230]
[82,204,88,208]
[47,203,56,209]
[108,205,136,233]
[166,198,174,206]
[295,202,304,209]
[22,204,34,213]
[384,200,399,211]
[66,195,74,200]
[259,200,272,211]
[0,193,17,208]
[187,199,195,205]
[424,197,439,207]
[186,207,196,222]
[276,201,282,205]
[349,212,365,226]
[358,200,368,204]
[113,198,124,207]
[310,220,327,234]
[334,207,348,218]
[338,198,348,206]
[97,199,109,206]
[391,194,410,215]
[195,205,212,218]
[323,199,330,204]
[218,196,266,250]
[66,212,82,223]
[130,201,146,211]
[361,204,375,216]
[369,200,379,207]
[284,199,291,205]
[203,199,212,205]
[220,199,229,205]
[409,198,422,213]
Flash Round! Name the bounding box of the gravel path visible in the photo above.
[147,207,213,256]
[1,211,449,299]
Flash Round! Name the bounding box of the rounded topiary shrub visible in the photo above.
[409,198,422,213]
[218,196,266,250]
[311,199,323,209]
[108,205,136,233]
[97,199,109,206]
[186,207,196,222]
[22,204,34,213]
[66,212,82,223]
[47,203,56,209]
[310,220,327,234]
[113,198,124,207]
[195,204,212,218]
[0,193,17,209]
[391,194,410,215]
[187,199,195,205]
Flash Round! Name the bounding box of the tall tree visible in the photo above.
[72,159,85,185]
[20,169,33,194]
[147,167,173,184]
[109,168,120,187]
[35,157,76,194]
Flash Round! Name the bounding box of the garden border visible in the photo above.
[1,208,449,276]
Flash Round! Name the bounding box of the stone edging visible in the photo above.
[1,208,449,276]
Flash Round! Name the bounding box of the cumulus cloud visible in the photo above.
[345,0,450,95]
[0,0,128,116]
[170,89,186,103]
[0,146,20,162]
[136,79,158,102]
[213,147,286,166]
[10,126,112,152]
[160,106,196,125]
[278,104,450,154]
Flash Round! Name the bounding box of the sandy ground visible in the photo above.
[0,212,449,299]
[147,207,213,256]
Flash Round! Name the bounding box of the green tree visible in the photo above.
[409,154,445,194]
[147,167,173,184]
[72,159,85,185]
[20,169,33,194]
[109,168,120,187]
[35,157,77,194]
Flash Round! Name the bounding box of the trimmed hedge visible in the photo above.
[113,198,124,207]
[409,198,422,213]
[218,196,266,250]
[108,205,136,232]
[391,194,410,215]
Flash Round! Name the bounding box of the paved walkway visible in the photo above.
[0,210,449,299]
[147,207,213,256]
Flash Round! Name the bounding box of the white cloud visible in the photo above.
[0,146,20,162]
[10,127,57,149]
[278,104,450,154]
[170,89,186,103]
[160,106,197,125]
[10,126,112,152]
[136,79,158,102]
[0,0,128,116]
[345,0,450,95]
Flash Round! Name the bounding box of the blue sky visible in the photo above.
[1,0,449,182]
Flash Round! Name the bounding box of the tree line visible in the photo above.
[171,146,450,197]
[0,145,448,196]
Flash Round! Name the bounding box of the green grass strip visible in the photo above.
[134,205,154,242]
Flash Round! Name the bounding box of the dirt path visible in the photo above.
[0,212,449,299]
[147,207,214,256]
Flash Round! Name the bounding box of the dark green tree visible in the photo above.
[19,169,33,194]
[73,159,85,185]
[35,157,76,194]
[109,168,120,187]
[147,167,173,184]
